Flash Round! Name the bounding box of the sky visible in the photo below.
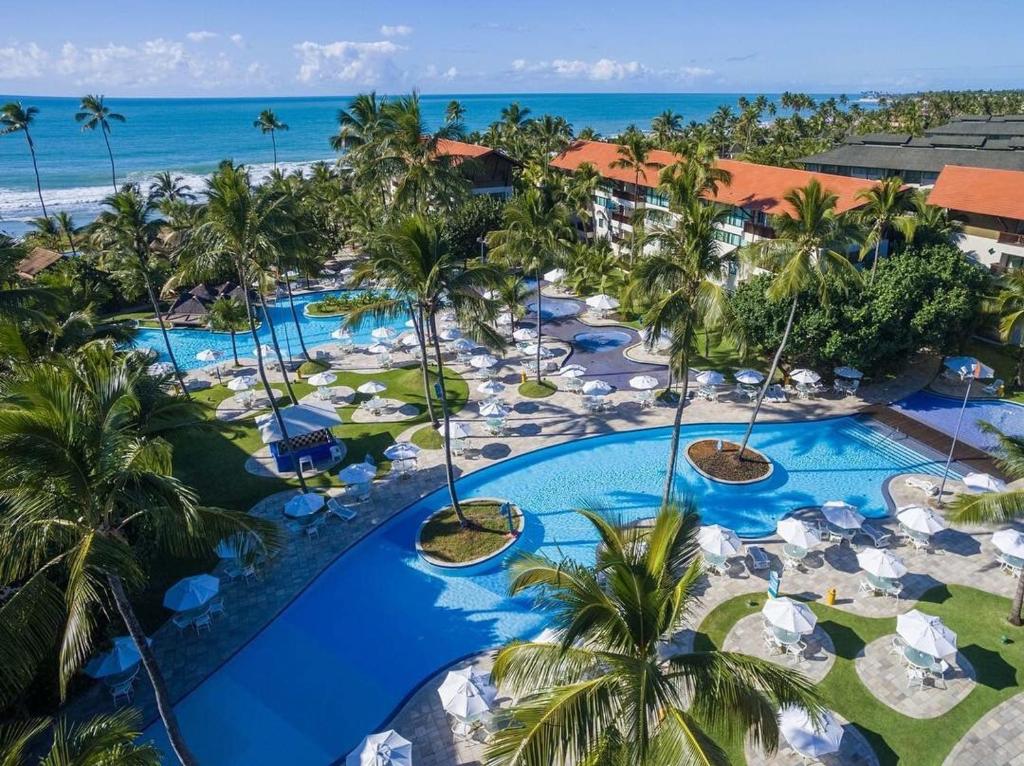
[2,0,1023,97]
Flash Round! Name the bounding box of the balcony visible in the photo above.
[611,211,633,226]
[998,231,1024,247]
[743,221,776,239]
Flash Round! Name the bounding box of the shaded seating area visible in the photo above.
[256,398,344,473]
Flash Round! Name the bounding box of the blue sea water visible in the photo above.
[0,92,848,235]
[142,415,949,765]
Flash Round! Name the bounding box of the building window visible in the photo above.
[713,229,743,247]
[722,207,747,228]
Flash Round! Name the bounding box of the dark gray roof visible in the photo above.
[843,132,911,145]
[799,143,1024,174]
[925,118,1024,138]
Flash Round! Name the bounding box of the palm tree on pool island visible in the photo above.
[75,94,127,193]
[486,500,822,766]
[253,109,289,170]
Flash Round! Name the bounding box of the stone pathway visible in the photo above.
[349,398,421,423]
[855,636,976,718]
[745,714,879,766]
[942,692,1024,766]
[214,387,283,421]
[723,613,836,682]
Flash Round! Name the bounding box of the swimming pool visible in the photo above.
[524,297,580,321]
[891,390,1024,452]
[144,417,951,764]
[134,290,410,371]
[573,330,633,353]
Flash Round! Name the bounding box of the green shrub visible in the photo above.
[298,359,330,376]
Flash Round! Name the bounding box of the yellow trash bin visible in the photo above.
[825,587,837,606]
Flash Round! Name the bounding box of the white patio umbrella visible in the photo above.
[964,472,1008,493]
[777,517,821,549]
[84,636,145,679]
[897,609,958,661]
[439,327,462,341]
[897,505,947,535]
[820,501,865,530]
[307,371,337,387]
[371,327,396,341]
[834,366,864,379]
[479,400,510,417]
[339,463,377,484]
[697,525,741,557]
[146,362,175,377]
[544,268,565,282]
[640,328,672,350]
[400,334,420,349]
[227,375,256,392]
[522,343,552,358]
[195,349,222,363]
[734,369,765,385]
[586,293,619,311]
[440,421,471,439]
[346,730,412,766]
[368,343,393,355]
[790,368,821,384]
[993,528,1024,559]
[437,671,492,721]
[857,548,908,579]
[449,337,475,352]
[696,370,725,386]
[284,492,325,519]
[582,380,613,396]
[779,706,844,759]
[512,327,538,342]
[470,354,499,369]
[330,328,352,341]
[762,597,817,634]
[257,344,275,357]
[384,442,421,461]
[629,375,659,390]
[404,318,416,329]
[444,666,496,701]
[163,574,219,612]
[561,365,587,378]
[357,380,387,395]
[477,380,506,397]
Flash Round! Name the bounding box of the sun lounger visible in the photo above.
[746,545,771,571]
[898,525,933,551]
[905,477,939,497]
[998,552,1024,577]
[982,378,1004,396]
[856,521,892,548]
[764,384,787,403]
[327,497,358,521]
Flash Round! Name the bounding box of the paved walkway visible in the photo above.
[745,713,879,766]
[723,613,836,682]
[943,692,1024,766]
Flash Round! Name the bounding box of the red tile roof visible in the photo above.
[929,165,1024,222]
[550,140,878,216]
[433,138,494,159]
[16,247,62,280]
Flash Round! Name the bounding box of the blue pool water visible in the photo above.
[144,416,951,765]
[573,330,633,353]
[134,290,410,371]
[524,297,580,321]
[891,390,1024,453]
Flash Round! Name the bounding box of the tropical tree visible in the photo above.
[737,180,862,456]
[445,99,466,124]
[493,274,530,343]
[349,216,500,523]
[610,129,653,264]
[486,500,822,766]
[149,172,196,204]
[564,240,628,297]
[0,344,277,766]
[330,91,387,153]
[487,186,575,382]
[55,211,79,256]
[897,190,963,248]
[0,709,159,765]
[1,102,47,217]
[950,425,1024,625]
[253,109,289,170]
[650,109,684,145]
[75,95,127,192]
[91,185,190,398]
[208,296,249,366]
[855,175,914,282]
[564,162,601,238]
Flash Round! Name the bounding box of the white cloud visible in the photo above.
[186,30,218,42]
[0,42,47,79]
[293,40,403,84]
[510,57,713,83]
[229,33,244,46]
[379,24,413,38]
[424,64,458,81]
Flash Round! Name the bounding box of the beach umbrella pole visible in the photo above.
[939,374,973,503]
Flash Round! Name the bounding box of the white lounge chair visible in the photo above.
[982,378,1004,396]
[857,521,892,548]
[327,497,358,521]
[764,384,787,403]
[107,668,139,707]
[746,545,771,572]
[906,477,939,497]
[998,552,1024,577]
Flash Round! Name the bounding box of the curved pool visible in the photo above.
[524,297,580,321]
[145,417,950,764]
[134,290,411,371]
[891,390,1024,452]
[573,330,633,353]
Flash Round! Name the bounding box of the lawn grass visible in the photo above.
[694,584,1024,766]
[519,379,558,398]
[410,424,443,449]
[418,500,520,564]
[689,329,752,372]
[963,336,1023,401]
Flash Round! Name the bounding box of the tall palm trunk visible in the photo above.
[1006,568,1024,625]
[411,303,437,426]
[256,292,298,405]
[428,311,466,526]
[102,126,117,193]
[278,261,311,362]
[107,575,197,766]
[534,268,543,383]
[24,131,47,218]
[662,359,690,505]
[869,235,881,284]
[738,295,798,457]
[140,272,190,400]
[240,268,307,491]
[229,330,239,366]
[63,230,78,257]
[271,130,278,170]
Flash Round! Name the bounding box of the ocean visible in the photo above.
[0,92,847,237]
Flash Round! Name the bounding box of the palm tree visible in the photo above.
[91,186,191,399]
[494,274,530,343]
[349,216,501,525]
[487,186,575,382]
[55,211,79,256]
[855,175,913,282]
[208,296,249,366]
[898,190,963,248]
[632,197,734,504]
[0,345,277,765]
[149,171,196,203]
[180,162,308,489]
[564,162,600,238]
[0,709,160,765]
[445,99,466,124]
[650,109,684,145]
[737,180,862,456]
[1,102,47,217]
[950,425,1024,624]
[486,500,822,766]
[330,91,386,153]
[253,109,289,170]
[26,215,60,250]
[75,95,126,192]
[610,130,652,264]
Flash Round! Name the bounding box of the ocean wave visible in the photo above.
[0,157,337,221]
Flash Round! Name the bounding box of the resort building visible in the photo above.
[550,140,878,286]
[799,115,1024,184]
[15,246,63,281]
[434,138,517,199]
[927,164,1024,272]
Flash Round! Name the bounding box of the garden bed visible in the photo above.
[519,379,557,398]
[685,439,772,484]
[417,499,523,567]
